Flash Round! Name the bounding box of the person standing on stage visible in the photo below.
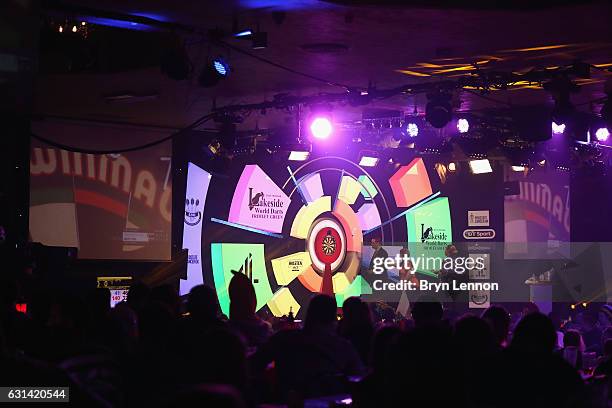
[367,237,389,283]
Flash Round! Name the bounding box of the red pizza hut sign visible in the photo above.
[463,229,496,240]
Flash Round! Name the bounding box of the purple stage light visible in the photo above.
[595,127,610,142]
[457,118,469,134]
[552,121,566,135]
[407,122,419,137]
[310,117,333,140]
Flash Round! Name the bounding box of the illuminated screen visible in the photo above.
[186,153,455,318]
[29,120,172,261]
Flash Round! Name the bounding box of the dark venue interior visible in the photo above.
[2,0,612,406]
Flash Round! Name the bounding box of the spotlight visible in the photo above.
[469,159,493,174]
[595,127,610,142]
[426,93,452,128]
[448,162,457,172]
[288,150,310,161]
[512,165,526,172]
[551,121,566,135]
[359,155,379,167]
[582,302,588,308]
[545,77,578,125]
[309,116,333,140]
[406,122,419,137]
[537,159,546,166]
[570,304,576,310]
[198,57,230,87]
[58,25,63,33]
[213,58,229,76]
[72,25,77,33]
[457,118,470,134]
[234,29,253,38]
[252,32,268,49]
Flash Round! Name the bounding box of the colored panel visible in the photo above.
[180,163,212,295]
[332,273,350,293]
[406,197,452,274]
[298,172,324,203]
[298,265,322,292]
[290,196,331,239]
[333,200,363,252]
[271,251,312,285]
[335,275,372,306]
[268,287,301,317]
[211,243,274,316]
[358,175,378,199]
[389,157,433,208]
[228,165,291,234]
[339,252,362,282]
[337,175,361,205]
[356,202,381,231]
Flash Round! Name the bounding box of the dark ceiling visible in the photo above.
[34,0,612,130]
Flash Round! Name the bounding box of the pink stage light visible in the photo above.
[310,117,333,140]
[595,127,610,142]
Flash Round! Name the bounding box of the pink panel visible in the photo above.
[228,165,291,233]
[389,157,433,207]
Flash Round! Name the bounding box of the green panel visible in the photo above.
[358,175,378,199]
[406,197,452,275]
[335,275,371,306]
[211,243,274,316]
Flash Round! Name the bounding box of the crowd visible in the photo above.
[2,269,612,407]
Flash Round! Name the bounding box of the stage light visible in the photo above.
[595,127,610,142]
[582,302,588,308]
[537,159,546,166]
[448,162,457,172]
[359,155,379,167]
[552,121,566,135]
[58,25,63,33]
[310,117,333,140]
[288,150,310,161]
[213,58,229,76]
[469,159,493,174]
[457,118,469,133]
[234,29,253,37]
[199,57,230,87]
[570,304,576,310]
[426,93,452,128]
[407,122,419,137]
[512,165,526,172]
[72,25,78,32]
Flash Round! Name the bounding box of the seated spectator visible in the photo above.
[252,294,364,400]
[338,297,374,364]
[482,305,511,348]
[594,338,612,376]
[562,329,584,369]
[480,313,585,408]
[184,284,226,332]
[227,272,271,348]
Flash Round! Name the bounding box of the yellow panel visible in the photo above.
[267,287,301,317]
[337,176,361,205]
[290,196,331,239]
[271,251,312,286]
[332,273,350,293]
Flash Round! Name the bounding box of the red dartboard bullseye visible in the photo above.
[307,218,347,275]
